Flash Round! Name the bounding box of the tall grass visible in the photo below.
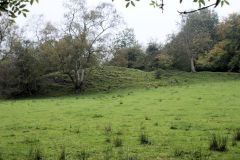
[209,134,228,152]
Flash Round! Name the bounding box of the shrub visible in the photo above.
[155,54,174,70]
[116,130,123,135]
[209,134,228,152]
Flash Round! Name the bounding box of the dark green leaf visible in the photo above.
[131,1,135,6]
[215,0,221,7]
[126,2,130,8]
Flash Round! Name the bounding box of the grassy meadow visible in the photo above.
[0,68,240,159]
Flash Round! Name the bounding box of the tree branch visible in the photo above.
[178,3,216,14]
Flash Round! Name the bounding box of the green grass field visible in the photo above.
[1,68,240,159]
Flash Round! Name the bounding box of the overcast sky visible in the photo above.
[16,0,240,46]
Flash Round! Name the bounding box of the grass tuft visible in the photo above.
[92,114,104,118]
[145,116,151,120]
[105,137,111,143]
[174,148,184,157]
[139,132,151,145]
[28,147,43,160]
[116,129,123,135]
[76,150,90,160]
[103,146,113,160]
[170,126,177,130]
[104,124,112,134]
[209,134,228,152]
[113,137,123,147]
[0,152,3,160]
[58,148,66,160]
[233,128,240,141]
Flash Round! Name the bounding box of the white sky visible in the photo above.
[16,0,240,46]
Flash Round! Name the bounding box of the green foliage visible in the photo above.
[113,28,138,50]
[154,69,166,79]
[109,28,145,70]
[108,46,145,70]
[0,40,43,98]
[197,40,231,71]
[155,54,174,70]
[112,0,228,10]
[144,41,162,71]
[162,10,218,72]
[50,0,121,93]
[197,13,240,72]
[0,0,39,18]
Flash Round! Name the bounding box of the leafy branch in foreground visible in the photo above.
[0,0,39,18]
[112,0,229,14]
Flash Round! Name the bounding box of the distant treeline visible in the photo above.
[108,10,240,73]
[0,3,239,98]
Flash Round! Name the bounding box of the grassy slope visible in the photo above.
[44,66,240,96]
[0,67,240,159]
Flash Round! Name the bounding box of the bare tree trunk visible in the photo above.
[190,55,196,73]
[75,69,85,93]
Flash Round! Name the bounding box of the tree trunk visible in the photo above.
[75,69,85,93]
[190,55,196,73]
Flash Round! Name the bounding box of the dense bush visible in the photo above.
[0,41,42,98]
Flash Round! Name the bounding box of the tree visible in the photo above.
[180,10,218,72]
[160,10,218,72]
[0,14,20,58]
[54,0,122,93]
[197,13,240,72]
[144,41,162,71]
[109,45,145,69]
[113,28,138,50]
[0,0,39,18]
[0,14,12,49]
[155,53,174,70]
[162,34,190,71]
[109,28,145,69]
[0,39,42,98]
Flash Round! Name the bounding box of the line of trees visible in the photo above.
[0,1,239,98]
[108,10,240,73]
